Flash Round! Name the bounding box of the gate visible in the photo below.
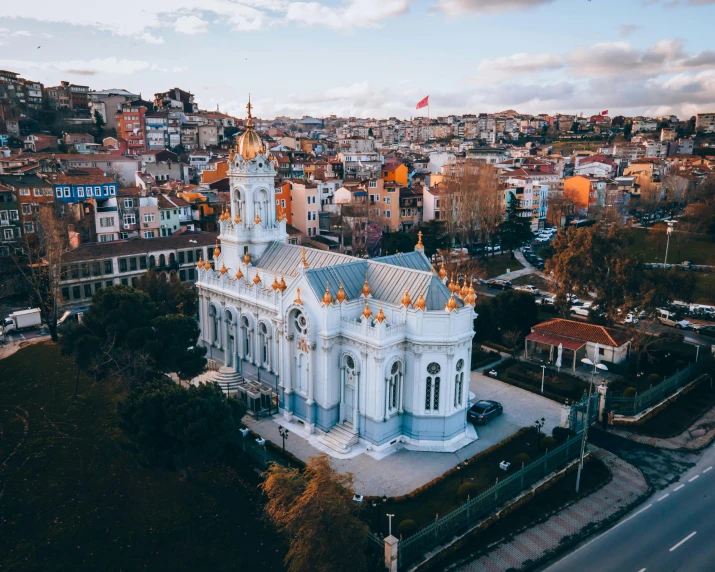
[568,391,600,433]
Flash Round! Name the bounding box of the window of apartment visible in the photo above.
[143,213,155,223]
[124,198,134,208]
[385,210,391,218]
[55,188,63,198]
[121,278,128,286]
[33,188,42,196]
[123,214,136,226]
[119,232,129,240]
[100,216,115,228]
[178,251,185,264]
[95,282,102,292]
[188,268,195,281]
[23,222,34,233]
[84,284,92,298]
[61,287,70,301]
[43,189,52,196]
[95,186,101,196]
[104,280,113,288]
[104,260,113,274]
[144,230,155,238]
[369,181,377,188]
[72,286,81,299]
[139,256,147,269]
[109,186,116,196]
[86,187,92,197]
[119,259,127,272]
[9,210,18,220]
[19,188,30,196]
[129,257,137,271]
[21,204,31,215]
[77,187,85,197]
[4,228,13,239]
[179,269,186,281]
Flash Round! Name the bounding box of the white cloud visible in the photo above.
[173,15,209,35]
[438,0,555,15]
[0,57,155,76]
[285,0,412,29]
[478,52,563,76]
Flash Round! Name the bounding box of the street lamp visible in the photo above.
[576,358,608,493]
[278,425,289,454]
[534,418,545,450]
[540,365,547,394]
[663,220,676,268]
[387,514,395,537]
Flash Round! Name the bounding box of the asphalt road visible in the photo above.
[545,442,715,572]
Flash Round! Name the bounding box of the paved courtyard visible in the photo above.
[245,371,562,497]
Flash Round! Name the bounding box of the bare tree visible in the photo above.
[662,173,692,212]
[638,178,663,228]
[12,205,71,342]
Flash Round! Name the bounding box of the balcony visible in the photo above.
[96,206,118,213]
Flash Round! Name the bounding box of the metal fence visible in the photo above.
[568,392,601,433]
[239,435,283,470]
[606,362,703,416]
[396,433,584,570]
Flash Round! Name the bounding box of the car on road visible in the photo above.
[515,284,540,295]
[486,279,512,290]
[571,301,595,316]
[699,325,715,338]
[534,236,550,243]
[468,400,503,425]
[486,244,502,253]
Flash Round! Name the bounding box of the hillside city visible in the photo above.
[2,22,715,572]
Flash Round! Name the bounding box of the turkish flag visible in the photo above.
[416,96,429,110]
[601,110,608,115]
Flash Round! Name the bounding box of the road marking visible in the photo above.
[669,531,697,552]
[689,475,700,482]
[657,494,669,502]
[674,484,685,491]
[704,466,712,473]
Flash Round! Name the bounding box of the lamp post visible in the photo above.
[387,514,395,537]
[540,365,546,394]
[534,418,545,450]
[278,425,289,454]
[576,358,608,493]
[664,220,676,268]
[371,499,378,530]
[380,495,387,534]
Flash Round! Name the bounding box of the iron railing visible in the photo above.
[606,362,704,416]
[396,433,584,570]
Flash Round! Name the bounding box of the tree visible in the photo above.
[498,193,533,252]
[262,455,368,572]
[146,314,207,379]
[136,270,198,317]
[474,290,538,346]
[93,109,106,142]
[382,231,415,255]
[639,179,663,227]
[13,205,71,342]
[118,378,246,471]
[59,321,101,397]
[416,220,449,258]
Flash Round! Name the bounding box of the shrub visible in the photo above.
[623,387,638,398]
[397,519,418,538]
[647,373,661,386]
[457,482,478,501]
[513,453,531,467]
[674,360,686,371]
[552,426,574,443]
[540,436,558,450]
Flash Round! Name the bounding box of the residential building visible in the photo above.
[45,168,118,204]
[138,196,160,239]
[0,174,54,239]
[198,124,218,148]
[695,112,715,133]
[275,181,292,225]
[158,194,183,236]
[289,180,320,237]
[145,111,170,149]
[88,89,138,131]
[64,133,94,146]
[94,196,120,243]
[154,88,197,113]
[382,162,409,187]
[398,186,423,231]
[24,134,57,152]
[116,102,149,155]
[0,182,21,255]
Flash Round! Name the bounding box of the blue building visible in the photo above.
[47,168,118,203]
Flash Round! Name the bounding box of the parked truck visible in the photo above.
[2,308,42,334]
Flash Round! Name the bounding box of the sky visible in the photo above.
[2,0,715,120]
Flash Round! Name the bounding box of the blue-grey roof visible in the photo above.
[372,251,433,272]
[255,242,355,277]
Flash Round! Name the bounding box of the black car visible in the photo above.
[486,279,512,291]
[468,400,503,425]
[700,326,715,339]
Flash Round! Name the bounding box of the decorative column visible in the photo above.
[375,356,384,422]
[321,341,330,410]
[340,365,346,422]
[446,352,454,414]
[413,348,422,413]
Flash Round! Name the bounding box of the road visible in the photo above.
[544,442,715,572]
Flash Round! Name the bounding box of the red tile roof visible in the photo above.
[532,319,630,347]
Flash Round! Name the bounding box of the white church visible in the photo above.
[196,100,478,454]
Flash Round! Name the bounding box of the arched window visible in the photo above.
[259,322,269,367]
[294,311,308,336]
[169,253,176,265]
[454,359,465,408]
[387,361,402,412]
[241,316,252,359]
[208,304,219,345]
[159,254,166,267]
[426,362,441,412]
[149,255,156,268]
[425,377,432,410]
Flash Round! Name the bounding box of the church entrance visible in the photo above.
[343,386,355,424]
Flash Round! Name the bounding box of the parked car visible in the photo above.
[2,308,42,334]
[699,325,715,338]
[534,236,550,243]
[571,301,595,316]
[486,244,502,253]
[486,279,512,291]
[468,400,503,425]
[515,284,540,295]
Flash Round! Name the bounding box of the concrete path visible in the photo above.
[245,371,562,497]
[451,448,649,572]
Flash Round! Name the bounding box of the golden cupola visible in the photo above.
[219,262,228,275]
[253,272,262,285]
[400,288,412,308]
[375,306,386,324]
[362,300,373,320]
[336,280,347,304]
[213,241,221,259]
[196,255,204,270]
[278,276,287,292]
[414,290,426,311]
[322,281,333,305]
[438,264,447,280]
[446,292,458,312]
[235,96,266,161]
[361,274,372,297]
[271,275,280,291]
[243,251,252,265]
[464,280,476,306]
[235,268,244,280]
[460,280,469,298]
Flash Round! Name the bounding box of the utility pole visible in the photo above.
[576,358,608,493]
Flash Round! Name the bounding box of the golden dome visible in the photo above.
[400,288,412,308]
[362,300,373,320]
[219,262,228,275]
[460,280,469,298]
[234,213,242,224]
[204,260,212,271]
[235,96,266,161]
[414,290,426,312]
[253,272,261,285]
[196,255,204,270]
[278,276,287,292]
[438,264,447,280]
[336,280,347,304]
[254,213,262,225]
[301,247,310,268]
[322,281,333,305]
[271,275,280,290]
[361,275,371,297]
[294,288,303,305]
[416,231,424,249]
[235,268,244,280]
[243,252,252,265]
[375,305,386,324]
[213,242,221,259]
[446,292,458,312]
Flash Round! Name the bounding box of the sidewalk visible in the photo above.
[0,334,51,361]
[607,404,715,451]
[452,448,649,572]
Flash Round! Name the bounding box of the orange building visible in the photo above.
[382,162,409,187]
[275,181,292,225]
[562,175,597,210]
[201,159,229,184]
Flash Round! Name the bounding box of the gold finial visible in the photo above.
[301,247,310,268]
[219,262,228,275]
[362,300,373,320]
[375,305,386,323]
[235,267,244,280]
[278,276,287,292]
[416,231,424,249]
[254,213,262,225]
[294,288,303,305]
[460,279,469,298]
[361,273,371,297]
[204,260,212,271]
[336,279,347,304]
[438,264,447,280]
[243,251,251,265]
[253,272,261,285]
[246,93,253,126]
[234,212,242,224]
[322,281,333,305]
[414,290,426,311]
[446,292,458,312]
[271,275,280,290]
[464,280,476,307]
[400,288,412,308]
[213,241,221,259]
[197,255,204,270]
[229,148,235,162]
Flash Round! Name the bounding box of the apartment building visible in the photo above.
[289,181,320,237]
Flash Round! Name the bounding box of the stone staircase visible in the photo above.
[318,422,359,454]
[211,366,243,395]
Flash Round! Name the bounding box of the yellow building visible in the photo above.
[382,163,409,187]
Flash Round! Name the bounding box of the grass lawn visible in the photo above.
[493,359,590,404]
[0,342,285,572]
[693,273,715,304]
[631,378,715,438]
[479,253,524,279]
[627,225,715,265]
[375,428,566,532]
[434,456,610,569]
[472,347,502,369]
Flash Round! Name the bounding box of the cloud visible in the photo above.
[173,15,209,35]
[285,0,412,29]
[437,0,555,15]
[0,57,155,76]
[478,52,564,76]
[619,24,640,38]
